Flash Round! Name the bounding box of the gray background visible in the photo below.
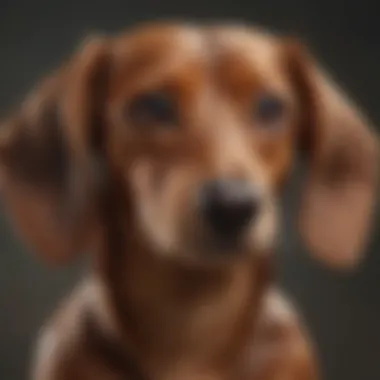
[0,1,379,379]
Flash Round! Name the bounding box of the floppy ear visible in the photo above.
[285,41,379,269]
[0,37,110,265]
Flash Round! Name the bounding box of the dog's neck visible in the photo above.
[90,238,272,380]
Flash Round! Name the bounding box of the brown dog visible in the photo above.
[0,23,378,380]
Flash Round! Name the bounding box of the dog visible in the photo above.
[0,22,378,380]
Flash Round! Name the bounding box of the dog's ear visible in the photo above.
[0,37,110,265]
[285,40,379,269]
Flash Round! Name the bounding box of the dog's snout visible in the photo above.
[198,179,260,238]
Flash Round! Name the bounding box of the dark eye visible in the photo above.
[127,92,177,127]
[254,94,285,125]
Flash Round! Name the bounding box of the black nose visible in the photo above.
[198,179,260,238]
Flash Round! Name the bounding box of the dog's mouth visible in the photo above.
[211,234,246,253]
[187,190,278,261]
[176,221,265,265]
[197,224,251,257]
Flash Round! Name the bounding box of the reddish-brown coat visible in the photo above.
[0,23,377,380]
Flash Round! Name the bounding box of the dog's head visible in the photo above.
[0,23,378,269]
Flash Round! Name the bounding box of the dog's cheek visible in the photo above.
[127,159,202,255]
[127,160,178,252]
[244,171,279,254]
[128,160,161,227]
[250,196,279,254]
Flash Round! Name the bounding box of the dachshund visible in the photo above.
[0,22,378,380]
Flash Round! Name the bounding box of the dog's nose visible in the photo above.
[198,179,260,238]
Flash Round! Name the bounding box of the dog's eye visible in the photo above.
[127,92,177,127]
[253,94,285,125]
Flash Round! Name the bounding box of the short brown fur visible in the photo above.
[0,23,378,380]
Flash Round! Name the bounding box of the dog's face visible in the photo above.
[0,23,378,269]
[108,26,298,260]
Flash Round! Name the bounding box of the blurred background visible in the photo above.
[0,1,379,379]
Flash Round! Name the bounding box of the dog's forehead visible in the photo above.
[209,26,282,62]
[111,24,285,82]
[208,26,288,93]
[112,25,205,67]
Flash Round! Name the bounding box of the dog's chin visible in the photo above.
[158,232,274,268]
